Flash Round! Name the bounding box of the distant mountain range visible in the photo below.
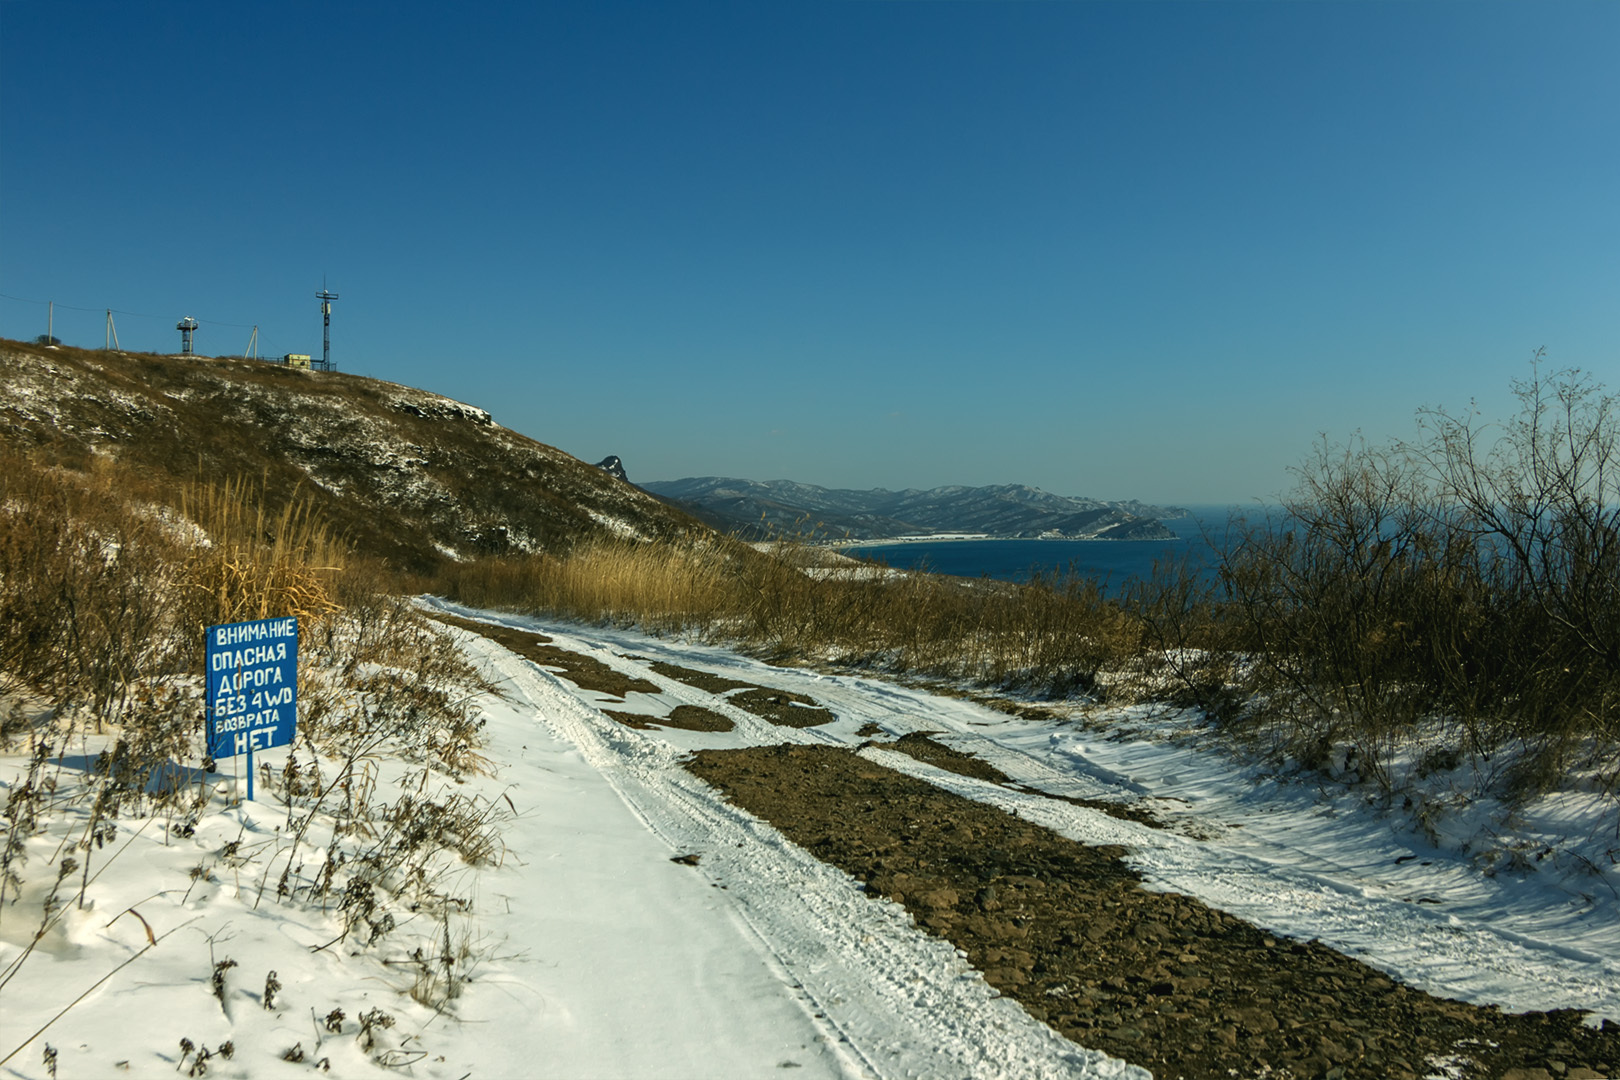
[637,475,1186,541]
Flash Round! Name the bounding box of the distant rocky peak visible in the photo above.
[595,455,628,482]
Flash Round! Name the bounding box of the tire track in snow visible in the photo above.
[432,606,1619,1031]
[451,626,1146,1080]
[558,626,1620,1025]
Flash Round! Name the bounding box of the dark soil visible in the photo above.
[666,704,735,731]
[512,643,660,698]
[602,705,734,733]
[647,660,759,695]
[877,731,1011,782]
[429,610,546,643]
[685,744,1620,1080]
[601,708,659,730]
[728,687,836,728]
[877,732,1164,829]
[428,613,659,698]
[642,657,836,727]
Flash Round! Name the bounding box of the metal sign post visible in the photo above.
[205,617,298,802]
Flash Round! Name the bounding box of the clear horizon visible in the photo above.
[3,1,1615,506]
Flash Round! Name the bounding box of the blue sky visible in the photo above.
[2,1,1615,505]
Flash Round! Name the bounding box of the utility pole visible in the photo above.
[245,325,259,359]
[47,301,53,345]
[316,286,339,371]
[105,310,121,351]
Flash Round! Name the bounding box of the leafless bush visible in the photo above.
[1411,356,1620,792]
[1202,358,1620,813]
[1124,553,1241,719]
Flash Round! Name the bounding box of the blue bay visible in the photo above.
[843,505,1243,595]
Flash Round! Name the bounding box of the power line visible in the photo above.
[1,292,260,327]
[0,292,159,318]
[3,290,322,367]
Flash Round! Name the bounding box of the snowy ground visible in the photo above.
[2,602,1616,1079]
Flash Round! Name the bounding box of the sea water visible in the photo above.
[843,505,1247,595]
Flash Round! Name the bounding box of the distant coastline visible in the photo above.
[838,510,1238,591]
[828,531,1138,546]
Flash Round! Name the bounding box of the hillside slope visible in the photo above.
[0,340,704,571]
[642,476,1183,541]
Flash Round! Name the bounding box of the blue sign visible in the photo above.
[206,617,298,762]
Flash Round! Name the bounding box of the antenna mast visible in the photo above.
[315,285,339,371]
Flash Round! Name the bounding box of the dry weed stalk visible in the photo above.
[179,474,346,627]
[0,446,505,1063]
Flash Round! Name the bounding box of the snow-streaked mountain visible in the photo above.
[642,476,1186,541]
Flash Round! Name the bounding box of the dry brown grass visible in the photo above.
[438,533,1140,699]
[0,443,502,1025]
[179,474,347,628]
[0,448,187,724]
[0,336,706,576]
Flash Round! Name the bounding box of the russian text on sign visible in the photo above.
[205,617,299,761]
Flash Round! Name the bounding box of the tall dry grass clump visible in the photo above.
[538,537,742,631]
[440,532,1139,698]
[0,446,502,1030]
[0,449,476,755]
[441,535,744,634]
[178,474,346,629]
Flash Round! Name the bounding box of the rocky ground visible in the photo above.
[686,742,1620,1080]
